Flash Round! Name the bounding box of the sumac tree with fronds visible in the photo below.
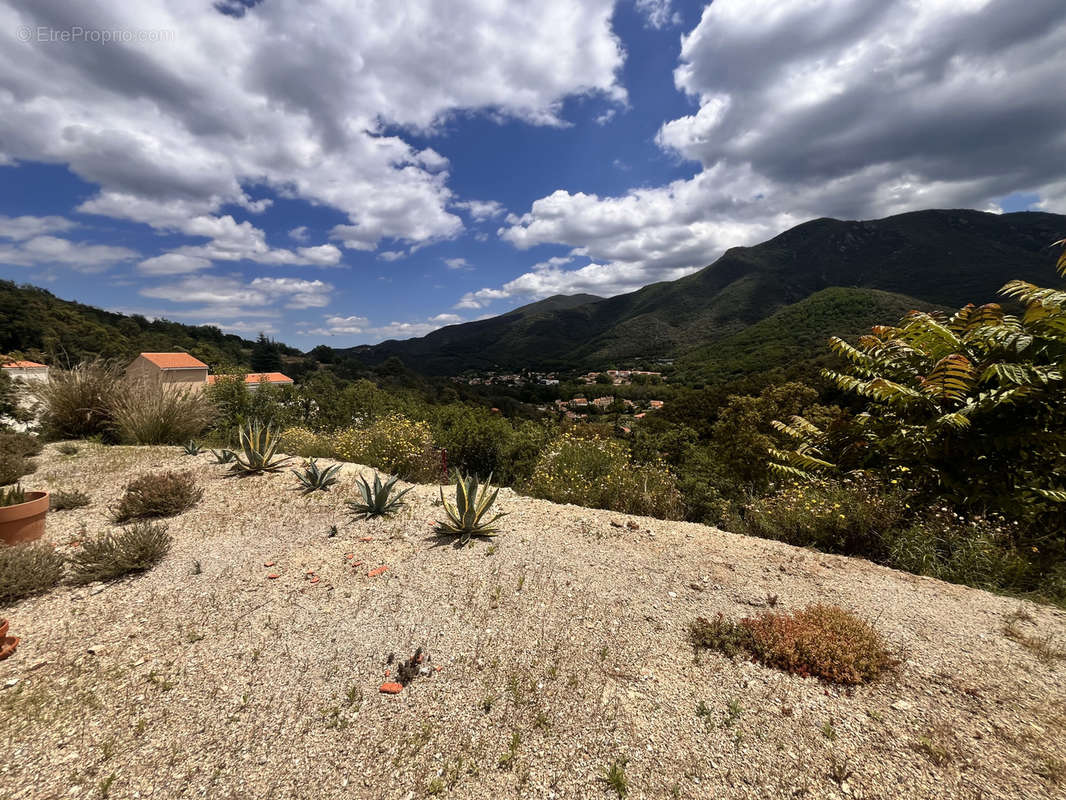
[770,241,1066,531]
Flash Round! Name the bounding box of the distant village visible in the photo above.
[453,367,667,425]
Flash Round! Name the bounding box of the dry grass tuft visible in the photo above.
[110,379,215,445]
[50,489,91,511]
[0,542,65,605]
[111,471,203,522]
[67,522,171,584]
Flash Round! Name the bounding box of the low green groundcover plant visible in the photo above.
[0,542,65,605]
[68,522,171,584]
[50,489,91,511]
[112,471,203,522]
[689,604,897,685]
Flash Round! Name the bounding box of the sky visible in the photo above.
[1,0,1065,349]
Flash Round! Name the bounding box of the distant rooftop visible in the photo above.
[206,372,292,385]
[138,352,208,370]
[1,360,47,369]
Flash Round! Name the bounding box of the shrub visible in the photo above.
[0,432,43,458]
[0,542,65,604]
[771,250,1066,532]
[50,489,91,510]
[68,522,171,584]
[429,405,516,480]
[737,479,908,559]
[56,442,79,455]
[885,511,1033,592]
[0,451,34,486]
[334,414,438,481]
[436,471,507,546]
[29,359,120,439]
[109,378,215,445]
[280,426,333,459]
[347,472,413,519]
[112,471,203,522]
[526,433,683,519]
[690,604,896,685]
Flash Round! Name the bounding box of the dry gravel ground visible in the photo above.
[2,444,1065,800]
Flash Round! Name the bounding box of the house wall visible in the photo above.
[125,357,208,387]
[2,367,49,383]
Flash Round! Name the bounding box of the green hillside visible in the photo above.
[0,281,285,368]
[347,209,1066,375]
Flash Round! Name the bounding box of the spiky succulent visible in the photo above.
[211,448,236,464]
[436,471,507,546]
[182,440,203,455]
[0,483,26,508]
[347,472,413,519]
[292,458,343,494]
[228,419,293,475]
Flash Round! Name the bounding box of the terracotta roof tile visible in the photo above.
[138,353,209,369]
[1,360,47,368]
[206,372,293,385]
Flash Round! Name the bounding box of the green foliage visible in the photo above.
[436,471,507,546]
[737,479,908,558]
[0,432,43,458]
[526,432,683,519]
[250,332,283,373]
[50,489,91,510]
[0,451,33,486]
[112,471,203,522]
[601,759,628,798]
[0,542,65,605]
[29,359,120,439]
[0,483,26,508]
[690,605,897,685]
[182,441,203,455]
[56,442,78,455]
[291,458,342,494]
[206,374,295,444]
[110,379,215,445]
[347,472,413,519]
[67,522,171,584]
[229,419,293,475]
[333,414,438,481]
[0,279,271,367]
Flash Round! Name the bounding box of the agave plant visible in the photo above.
[292,458,343,494]
[347,472,413,519]
[228,419,293,475]
[211,448,236,464]
[436,471,507,546]
[0,483,26,508]
[182,440,203,456]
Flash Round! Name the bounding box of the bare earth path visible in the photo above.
[2,444,1064,799]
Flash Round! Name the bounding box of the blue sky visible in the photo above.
[1,0,1064,349]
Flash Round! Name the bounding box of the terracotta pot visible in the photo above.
[0,491,49,545]
[0,636,18,661]
[0,619,7,639]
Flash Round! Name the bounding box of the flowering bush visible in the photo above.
[280,426,333,458]
[737,478,908,558]
[526,432,683,519]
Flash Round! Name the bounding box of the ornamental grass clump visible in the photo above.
[689,604,896,685]
[436,471,507,546]
[292,458,342,494]
[347,472,413,519]
[0,542,65,605]
[110,378,214,445]
[112,471,203,522]
[68,522,171,584]
[29,359,119,439]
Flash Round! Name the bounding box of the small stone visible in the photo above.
[3,678,18,689]
[668,591,677,598]
[891,700,913,711]
[87,644,105,655]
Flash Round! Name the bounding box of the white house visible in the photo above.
[1,359,49,382]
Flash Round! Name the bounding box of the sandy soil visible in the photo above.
[1,443,1064,800]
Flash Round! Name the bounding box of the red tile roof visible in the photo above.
[1,360,47,368]
[138,353,209,370]
[206,372,293,385]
